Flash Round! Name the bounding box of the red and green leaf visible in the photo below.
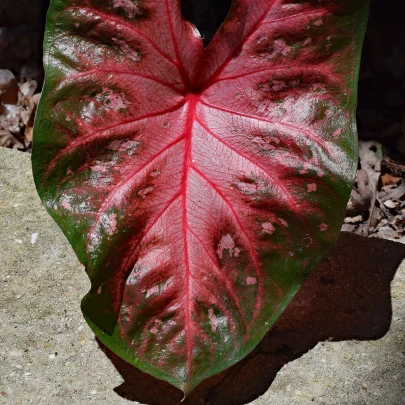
[33,0,369,394]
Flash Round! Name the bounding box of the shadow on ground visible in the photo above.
[96,232,405,405]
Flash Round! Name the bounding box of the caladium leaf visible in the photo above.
[33,0,369,394]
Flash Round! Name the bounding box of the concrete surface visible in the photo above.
[0,147,404,405]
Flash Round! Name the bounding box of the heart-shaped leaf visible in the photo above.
[33,0,369,394]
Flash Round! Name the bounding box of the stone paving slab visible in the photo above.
[0,148,404,405]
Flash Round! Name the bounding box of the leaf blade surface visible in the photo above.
[33,0,369,394]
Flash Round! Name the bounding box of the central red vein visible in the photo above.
[181,95,198,384]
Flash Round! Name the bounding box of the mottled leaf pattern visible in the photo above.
[33,0,368,394]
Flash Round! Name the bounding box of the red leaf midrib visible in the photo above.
[181,95,197,382]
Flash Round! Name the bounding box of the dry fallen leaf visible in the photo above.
[383,200,399,209]
[344,215,363,224]
[0,69,19,105]
[381,173,401,186]
[0,72,41,150]
[0,129,24,149]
